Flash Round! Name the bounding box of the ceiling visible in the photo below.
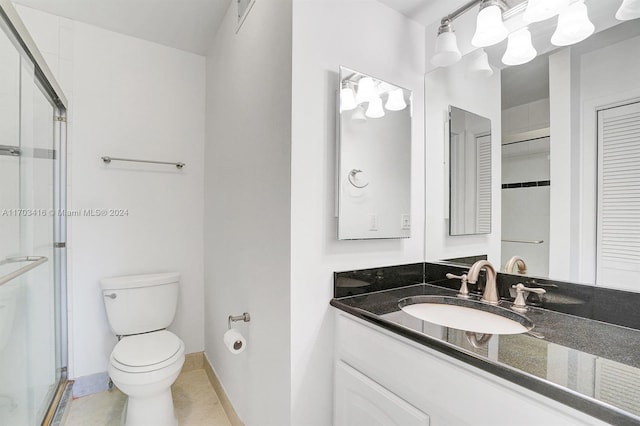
[377,0,466,26]
[12,0,232,55]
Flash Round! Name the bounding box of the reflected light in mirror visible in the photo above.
[355,77,376,104]
[466,49,494,78]
[432,22,462,67]
[365,96,385,118]
[472,2,508,47]
[551,0,595,46]
[351,105,366,122]
[385,88,407,111]
[340,86,357,112]
[502,27,537,66]
[616,0,640,20]
[524,0,570,23]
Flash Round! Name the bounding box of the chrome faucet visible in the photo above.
[504,255,527,274]
[467,260,499,304]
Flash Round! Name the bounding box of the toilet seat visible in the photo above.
[111,330,184,373]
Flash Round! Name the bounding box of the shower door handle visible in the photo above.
[0,256,48,286]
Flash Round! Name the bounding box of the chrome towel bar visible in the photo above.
[101,156,185,169]
[501,239,544,244]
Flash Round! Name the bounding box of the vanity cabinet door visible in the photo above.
[335,311,608,426]
[334,360,430,426]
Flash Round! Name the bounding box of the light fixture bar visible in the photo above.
[503,1,529,20]
[442,0,483,24]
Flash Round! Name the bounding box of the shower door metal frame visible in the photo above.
[0,0,69,424]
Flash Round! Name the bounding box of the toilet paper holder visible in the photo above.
[228,312,251,329]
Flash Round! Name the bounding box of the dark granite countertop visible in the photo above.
[331,283,640,426]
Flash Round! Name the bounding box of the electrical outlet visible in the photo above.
[401,214,411,230]
[369,214,378,231]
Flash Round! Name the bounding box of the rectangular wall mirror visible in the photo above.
[428,4,640,289]
[449,106,492,236]
[337,66,412,240]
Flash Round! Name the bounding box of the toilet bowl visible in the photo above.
[109,330,185,426]
[101,272,184,426]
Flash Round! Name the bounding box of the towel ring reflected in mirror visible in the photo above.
[348,169,369,189]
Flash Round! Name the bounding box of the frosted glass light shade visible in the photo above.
[351,105,366,122]
[431,30,462,67]
[524,0,570,23]
[340,87,357,112]
[365,96,385,118]
[472,5,508,47]
[385,88,407,111]
[551,0,594,46]
[355,77,376,104]
[616,0,640,20]
[502,28,537,66]
[466,49,494,78]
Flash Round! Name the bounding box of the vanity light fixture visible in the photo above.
[351,105,367,122]
[523,0,570,23]
[431,0,506,68]
[431,19,462,67]
[616,0,640,20]
[365,96,385,118]
[340,82,357,112]
[466,48,494,78]
[385,88,407,111]
[551,0,595,46]
[355,76,376,104]
[502,27,537,66]
[472,0,508,48]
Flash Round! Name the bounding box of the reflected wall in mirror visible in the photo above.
[501,55,551,278]
[427,1,640,291]
[337,66,412,240]
[449,106,492,236]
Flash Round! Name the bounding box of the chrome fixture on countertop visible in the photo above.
[504,255,527,274]
[446,272,470,298]
[511,283,546,312]
[467,260,499,304]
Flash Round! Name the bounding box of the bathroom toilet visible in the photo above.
[101,272,185,426]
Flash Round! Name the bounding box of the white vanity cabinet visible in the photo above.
[335,361,430,426]
[334,311,608,426]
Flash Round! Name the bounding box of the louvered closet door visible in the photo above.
[476,134,492,233]
[597,101,640,289]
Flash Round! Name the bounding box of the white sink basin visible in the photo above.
[399,296,533,335]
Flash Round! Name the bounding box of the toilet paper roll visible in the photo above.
[224,329,246,354]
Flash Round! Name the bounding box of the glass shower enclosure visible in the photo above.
[0,1,68,424]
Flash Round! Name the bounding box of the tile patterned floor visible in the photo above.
[65,369,231,425]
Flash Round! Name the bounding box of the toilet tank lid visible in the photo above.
[100,272,180,290]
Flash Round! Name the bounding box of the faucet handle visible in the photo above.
[511,283,546,312]
[446,273,470,298]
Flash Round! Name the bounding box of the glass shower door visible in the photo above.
[0,14,64,425]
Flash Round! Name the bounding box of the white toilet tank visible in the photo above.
[100,272,180,336]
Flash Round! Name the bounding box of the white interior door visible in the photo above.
[597,101,640,289]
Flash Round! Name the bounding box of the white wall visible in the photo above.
[501,99,550,276]
[339,98,411,239]
[577,33,640,286]
[425,55,502,264]
[546,33,640,285]
[15,5,206,382]
[291,1,425,424]
[502,98,550,136]
[547,49,576,282]
[204,1,292,425]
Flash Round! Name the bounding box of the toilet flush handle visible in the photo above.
[104,293,117,299]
